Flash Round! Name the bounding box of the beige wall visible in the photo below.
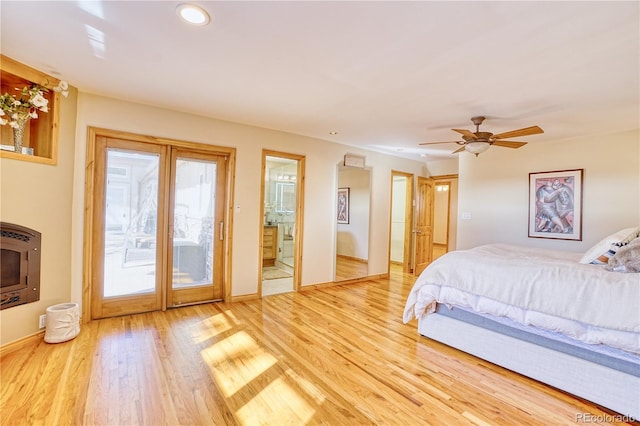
[0,88,78,345]
[456,129,640,252]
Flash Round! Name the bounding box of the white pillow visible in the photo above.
[579,227,640,264]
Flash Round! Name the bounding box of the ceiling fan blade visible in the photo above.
[452,146,466,154]
[419,140,461,146]
[452,128,478,139]
[492,140,528,149]
[491,125,543,139]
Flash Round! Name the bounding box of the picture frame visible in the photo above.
[337,187,350,224]
[528,169,583,240]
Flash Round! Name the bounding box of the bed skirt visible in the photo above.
[418,308,640,420]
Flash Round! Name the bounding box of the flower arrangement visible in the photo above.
[0,80,69,128]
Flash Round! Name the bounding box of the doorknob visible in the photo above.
[413,230,422,235]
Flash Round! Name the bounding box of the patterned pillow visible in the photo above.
[606,237,640,272]
[579,227,640,265]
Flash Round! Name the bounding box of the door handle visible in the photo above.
[413,230,422,235]
[219,221,224,241]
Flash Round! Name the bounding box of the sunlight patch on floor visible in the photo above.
[192,313,233,343]
[201,331,278,397]
[236,377,316,425]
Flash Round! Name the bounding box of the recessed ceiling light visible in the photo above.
[176,4,210,26]
[329,131,338,135]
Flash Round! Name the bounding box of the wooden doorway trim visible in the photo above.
[258,149,306,295]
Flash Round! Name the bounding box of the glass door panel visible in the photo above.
[92,137,167,319]
[171,158,215,289]
[104,150,159,297]
[167,150,226,306]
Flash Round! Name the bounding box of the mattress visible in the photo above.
[434,304,640,376]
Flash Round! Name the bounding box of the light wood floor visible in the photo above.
[335,256,368,281]
[1,267,633,425]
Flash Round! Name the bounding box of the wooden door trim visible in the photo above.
[83,127,236,322]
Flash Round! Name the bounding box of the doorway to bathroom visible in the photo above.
[259,150,305,296]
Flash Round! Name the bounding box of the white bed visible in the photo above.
[403,243,640,419]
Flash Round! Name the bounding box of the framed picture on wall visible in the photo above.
[337,187,350,224]
[528,169,583,240]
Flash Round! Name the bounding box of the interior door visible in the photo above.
[167,150,227,306]
[91,137,168,319]
[413,176,434,276]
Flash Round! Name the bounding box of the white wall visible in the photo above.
[70,93,427,306]
[457,129,639,252]
[426,158,458,176]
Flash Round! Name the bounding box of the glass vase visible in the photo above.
[12,115,29,154]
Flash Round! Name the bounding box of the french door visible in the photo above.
[91,135,227,319]
[167,149,226,307]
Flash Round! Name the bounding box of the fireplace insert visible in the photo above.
[0,222,41,309]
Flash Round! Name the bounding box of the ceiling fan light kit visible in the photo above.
[420,116,544,156]
[464,141,491,156]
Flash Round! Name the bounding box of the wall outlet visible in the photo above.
[39,314,46,329]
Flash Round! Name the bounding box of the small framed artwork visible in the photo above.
[528,169,583,240]
[337,187,350,224]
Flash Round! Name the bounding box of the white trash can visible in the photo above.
[44,303,80,343]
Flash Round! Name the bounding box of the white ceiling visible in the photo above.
[1,1,638,161]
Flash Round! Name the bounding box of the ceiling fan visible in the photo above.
[420,116,544,156]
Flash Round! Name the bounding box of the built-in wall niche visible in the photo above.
[0,55,62,165]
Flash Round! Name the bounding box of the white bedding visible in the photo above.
[403,244,640,354]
